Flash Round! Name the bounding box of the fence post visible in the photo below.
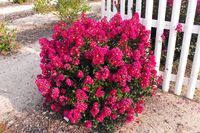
[186,30,200,99]
[162,0,182,92]
[154,0,167,72]
[135,0,142,18]
[175,0,197,95]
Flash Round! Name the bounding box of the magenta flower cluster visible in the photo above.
[35,13,161,130]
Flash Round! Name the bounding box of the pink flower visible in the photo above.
[75,36,84,47]
[56,74,65,81]
[60,88,66,94]
[111,65,131,87]
[95,66,110,80]
[167,0,173,7]
[51,56,63,68]
[109,89,117,96]
[70,47,80,57]
[90,102,100,118]
[35,78,51,96]
[65,78,73,87]
[122,86,130,93]
[59,96,69,106]
[107,47,124,67]
[50,103,61,112]
[101,106,112,117]
[161,33,166,42]
[127,61,141,79]
[126,108,135,116]
[75,102,88,112]
[106,96,117,105]
[63,55,72,63]
[132,49,141,61]
[197,1,200,15]
[95,87,105,98]
[76,89,88,101]
[96,115,105,123]
[82,86,90,91]
[66,109,81,124]
[84,76,94,85]
[84,120,92,128]
[118,98,133,114]
[111,113,117,120]
[51,88,60,100]
[176,23,183,32]
[91,46,109,65]
[77,70,84,78]
[135,103,144,114]
[125,114,134,123]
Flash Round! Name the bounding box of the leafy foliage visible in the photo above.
[34,0,90,22]
[0,23,16,55]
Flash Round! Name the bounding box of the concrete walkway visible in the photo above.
[0,43,41,121]
[0,4,33,15]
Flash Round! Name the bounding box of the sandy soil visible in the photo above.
[122,92,200,133]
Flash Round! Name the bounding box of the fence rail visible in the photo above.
[101,0,200,99]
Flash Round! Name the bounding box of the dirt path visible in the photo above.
[0,41,41,120]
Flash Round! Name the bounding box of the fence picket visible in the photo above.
[154,0,167,72]
[127,0,133,19]
[120,0,125,19]
[107,0,112,20]
[113,0,117,14]
[144,0,153,30]
[187,30,200,99]
[135,0,142,17]
[175,0,197,95]
[162,0,182,92]
[101,0,106,18]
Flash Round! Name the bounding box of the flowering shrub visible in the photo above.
[36,13,161,132]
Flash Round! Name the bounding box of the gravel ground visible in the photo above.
[1,91,200,133]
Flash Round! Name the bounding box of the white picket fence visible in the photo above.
[101,0,200,99]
